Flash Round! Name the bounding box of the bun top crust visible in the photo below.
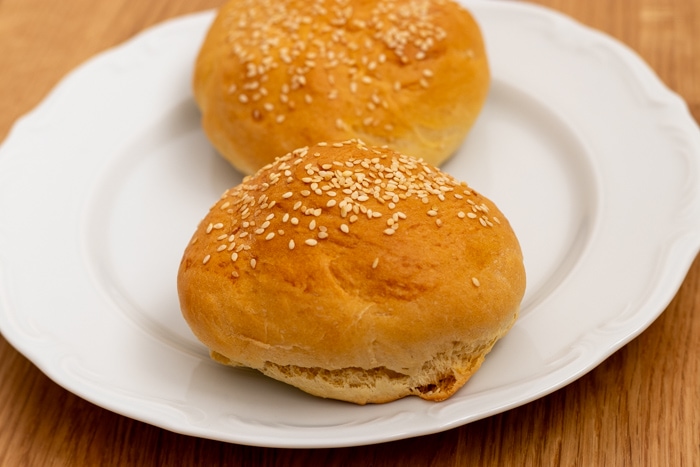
[177,140,525,397]
[193,0,490,174]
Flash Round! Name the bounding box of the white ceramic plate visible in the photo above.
[1,1,700,448]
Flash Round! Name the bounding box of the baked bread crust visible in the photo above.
[177,140,525,404]
[193,0,490,174]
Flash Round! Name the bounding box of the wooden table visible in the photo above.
[1,0,698,464]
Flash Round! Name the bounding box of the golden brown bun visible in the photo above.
[178,141,525,404]
[193,0,490,174]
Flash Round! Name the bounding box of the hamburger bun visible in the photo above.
[193,0,490,174]
[177,140,525,404]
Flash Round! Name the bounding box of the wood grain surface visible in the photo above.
[1,0,699,465]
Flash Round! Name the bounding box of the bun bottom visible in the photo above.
[210,317,515,405]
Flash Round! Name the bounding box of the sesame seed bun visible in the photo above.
[193,0,490,174]
[177,140,525,404]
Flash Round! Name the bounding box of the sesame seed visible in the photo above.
[372,257,379,269]
[199,136,486,281]
[202,255,211,265]
[250,258,257,269]
[472,277,480,287]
